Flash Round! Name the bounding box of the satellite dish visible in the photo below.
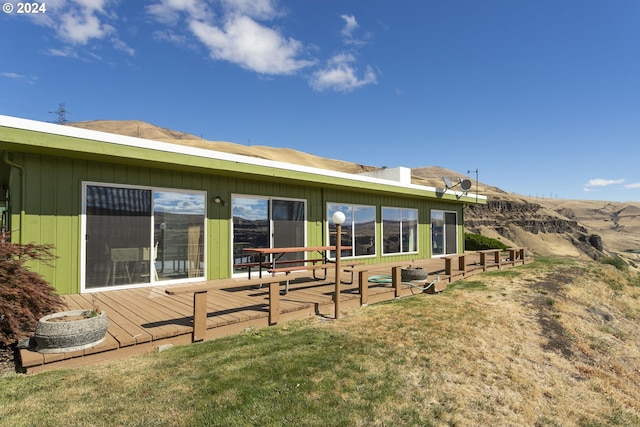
[460,179,472,191]
[443,176,453,189]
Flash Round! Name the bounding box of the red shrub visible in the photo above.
[0,236,67,346]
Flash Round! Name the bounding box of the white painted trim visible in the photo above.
[0,114,486,202]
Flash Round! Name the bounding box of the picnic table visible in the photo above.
[242,246,359,292]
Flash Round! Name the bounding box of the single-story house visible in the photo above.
[0,115,486,295]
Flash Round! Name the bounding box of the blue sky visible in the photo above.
[1,1,639,202]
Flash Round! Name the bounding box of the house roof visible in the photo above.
[0,115,485,204]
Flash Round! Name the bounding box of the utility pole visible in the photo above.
[49,103,71,124]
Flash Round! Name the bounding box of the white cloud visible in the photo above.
[340,14,358,38]
[583,178,627,193]
[56,0,115,45]
[2,72,38,85]
[21,0,135,57]
[339,13,369,46]
[148,0,312,75]
[112,38,136,56]
[584,178,626,188]
[310,53,377,92]
[46,47,80,58]
[146,0,211,25]
[624,182,640,190]
[219,0,280,20]
[190,16,314,75]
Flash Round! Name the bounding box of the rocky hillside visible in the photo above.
[68,120,640,268]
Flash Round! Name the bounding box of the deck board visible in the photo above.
[19,253,532,373]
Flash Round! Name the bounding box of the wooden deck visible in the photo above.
[19,251,531,374]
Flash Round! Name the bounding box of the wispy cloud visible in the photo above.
[624,182,640,190]
[308,14,377,92]
[339,14,370,46]
[1,72,38,85]
[585,178,626,187]
[583,178,626,193]
[310,53,377,92]
[340,14,358,39]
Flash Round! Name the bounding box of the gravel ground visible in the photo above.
[0,345,18,376]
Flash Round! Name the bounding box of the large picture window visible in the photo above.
[382,207,418,255]
[431,210,457,256]
[83,183,205,291]
[327,203,376,258]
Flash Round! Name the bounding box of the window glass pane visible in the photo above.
[354,206,376,256]
[445,212,457,255]
[154,191,205,281]
[233,197,269,273]
[402,209,418,253]
[328,204,352,258]
[85,186,151,289]
[382,207,401,254]
[431,210,445,255]
[273,200,305,262]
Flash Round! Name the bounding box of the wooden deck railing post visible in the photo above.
[359,270,369,306]
[459,254,467,274]
[268,282,280,325]
[193,291,208,342]
[445,257,453,276]
[495,250,502,270]
[392,266,401,298]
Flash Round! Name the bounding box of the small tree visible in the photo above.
[0,236,67,346]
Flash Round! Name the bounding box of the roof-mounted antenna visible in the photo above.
[443,176,473,199]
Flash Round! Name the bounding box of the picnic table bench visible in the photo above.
[243,246,362,290]
[477,247,529,271]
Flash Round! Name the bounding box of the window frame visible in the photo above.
[381,206,419,256]
[326,203,377,259]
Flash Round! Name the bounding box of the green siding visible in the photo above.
[0,124,480,295]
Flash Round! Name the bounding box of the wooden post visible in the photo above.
[445,257,453,276]
[268,281,280,325]
[359,270,368,306]
[192,291,208,342]
[335,223,342,319]
[495,250,501,270]
[459,254,467,274]
[392,266,401,298]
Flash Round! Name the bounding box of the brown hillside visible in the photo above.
[67,120,640,267]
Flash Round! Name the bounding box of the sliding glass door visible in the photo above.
[83,183,205,291]
[232,196,306,274]
[431,210,457,256]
